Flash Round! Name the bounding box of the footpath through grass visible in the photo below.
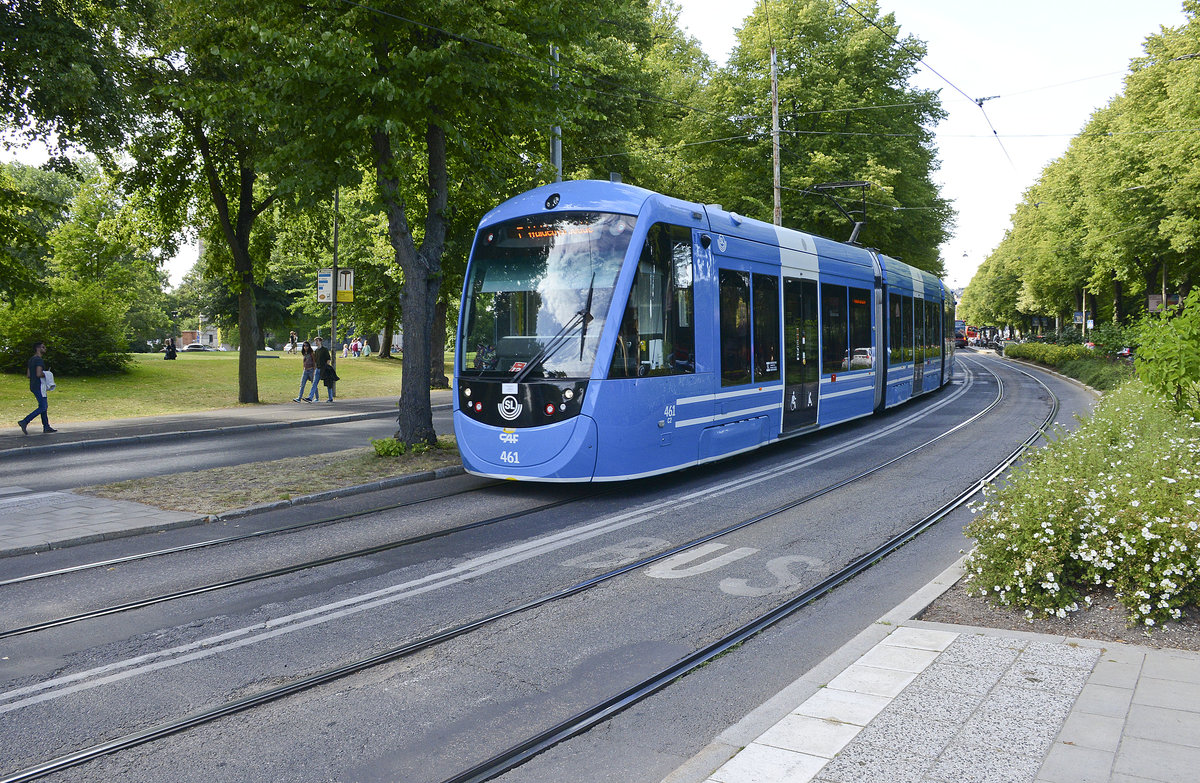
[0,351,449,423]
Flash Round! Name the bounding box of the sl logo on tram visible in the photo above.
[498,395,523,421]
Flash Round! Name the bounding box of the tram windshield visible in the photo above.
[459,212,635,380]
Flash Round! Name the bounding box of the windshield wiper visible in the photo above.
[513,279,596,384]
[578,273,596,360]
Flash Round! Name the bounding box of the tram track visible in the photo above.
[0,363,988,642]
[0,480,505,588]
[443,355,1059,783]
[0,356,1047,783]
[0,488,617,640]
[2,364,985,641]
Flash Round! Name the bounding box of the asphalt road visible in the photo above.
[0,355,1098,783]
[0,408,456,492]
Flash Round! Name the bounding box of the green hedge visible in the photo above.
[1004,341,1133,391]
[1004,341,1092,366]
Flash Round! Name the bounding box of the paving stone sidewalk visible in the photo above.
[665,559,1200,783]
[0,487,199,555]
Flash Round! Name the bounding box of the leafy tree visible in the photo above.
[0,281,130,374]
[965,3,1200,324]
[46,166,173,349]
[0,168,42,301]
[101,0,322,400]
[0,0,132,155]
[0,161,81,291]
[270,179,404,357]
[675,0,952,272]
[253,0,657,444]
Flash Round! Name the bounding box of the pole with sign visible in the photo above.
[330,187,339,396]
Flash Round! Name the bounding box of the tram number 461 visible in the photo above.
[500,450,520,464]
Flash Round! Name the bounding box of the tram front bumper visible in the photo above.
[453,412,599,482]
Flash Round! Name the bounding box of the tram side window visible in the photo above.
[821,283,848,374]
[849,287,872,370]
[913,298,925,363]
[927,300,941,359]
[889,293,903,364]
[719,269,752,386]
[753,274,781,382]
[608,224,695,379]
[945,299,954,355]
[901,295,914,363]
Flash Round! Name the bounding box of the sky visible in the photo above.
[4,1,1189,290]
[674,0,1190,289]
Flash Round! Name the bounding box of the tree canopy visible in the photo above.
[3,0,958,431]
[960,1,1200,332]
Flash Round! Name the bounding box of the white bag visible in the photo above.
[40,370,55,393]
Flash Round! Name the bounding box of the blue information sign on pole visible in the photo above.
[317,269,334,302]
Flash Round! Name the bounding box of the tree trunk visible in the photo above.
[373,119,447,446]
[430,298,449,388]
[192,123,263,404]
[237,270,260,402]
[1113,279,1124,325]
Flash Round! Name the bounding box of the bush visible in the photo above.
[371,437,433,457]
[964,381,1200,626]
[0,283,131,375]
[1136,288,1200,414]
[1089,322,1139,359]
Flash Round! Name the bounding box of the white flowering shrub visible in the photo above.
[964,381,1200,626]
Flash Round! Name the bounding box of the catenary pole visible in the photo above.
[330,186,339,396]
[772,47,781,226]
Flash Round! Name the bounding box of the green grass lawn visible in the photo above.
[3,351,452,423]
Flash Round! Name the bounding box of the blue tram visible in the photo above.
[453,180,954,481]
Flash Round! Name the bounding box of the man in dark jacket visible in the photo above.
[312,337,334,402]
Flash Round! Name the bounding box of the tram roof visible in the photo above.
[479,181,941,290]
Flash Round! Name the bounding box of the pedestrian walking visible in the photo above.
[294,341,318,402]
[287,330,298,354]
[17,340,56,434]
[312,337,334,401]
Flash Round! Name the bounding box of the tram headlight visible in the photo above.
[463,387,471,398]
[474,402,482,412]
[544,404,556,416]
[563,389,574,400]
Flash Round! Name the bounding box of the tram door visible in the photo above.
[783,277,819,432]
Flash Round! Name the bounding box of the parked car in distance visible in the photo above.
[183,343,212,352]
